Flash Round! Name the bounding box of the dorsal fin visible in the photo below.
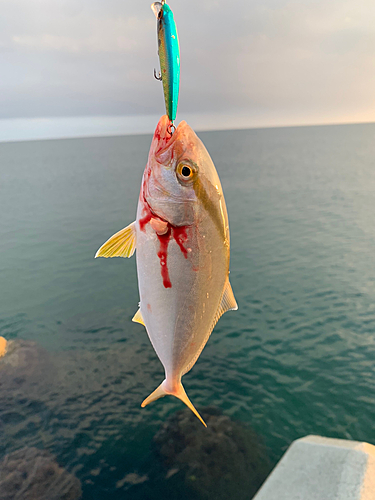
[132,308,145,327]
[95,221,136,258]
[211,280,238,330]
[182,280,238,376]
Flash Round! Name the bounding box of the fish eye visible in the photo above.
[176,162,197,184]
[182,166,191,177]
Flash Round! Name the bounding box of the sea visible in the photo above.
[1,122,375,499]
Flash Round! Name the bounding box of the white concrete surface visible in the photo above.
[253,435,375,500]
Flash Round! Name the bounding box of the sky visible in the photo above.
[1,0,375,141]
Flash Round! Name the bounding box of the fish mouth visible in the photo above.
[152,115,190,159]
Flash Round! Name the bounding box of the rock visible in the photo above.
[116,472,148,488]
[0,446,82,500]
[0,340,55,392]
[153,406,271,500]
[0,341,58,457]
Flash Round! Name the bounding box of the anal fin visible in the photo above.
[132,308,145,327]
[95,221,136,258]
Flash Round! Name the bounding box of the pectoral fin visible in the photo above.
[95,222,136,258]
[132,308,145,327]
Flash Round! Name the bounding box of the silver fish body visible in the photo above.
[96,115,237,425]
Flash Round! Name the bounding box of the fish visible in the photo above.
[95,115,237,426]
[151,2,180,123]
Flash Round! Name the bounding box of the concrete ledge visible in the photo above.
[253,435,375,500]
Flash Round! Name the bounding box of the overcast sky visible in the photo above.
[1,0,375,140]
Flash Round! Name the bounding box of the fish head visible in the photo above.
[144,115,227,231]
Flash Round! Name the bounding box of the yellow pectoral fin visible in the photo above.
[132,308,145,327]
[95,221,136,258]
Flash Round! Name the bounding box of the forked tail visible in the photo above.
[141,380,207,427]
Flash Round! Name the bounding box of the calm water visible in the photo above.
[1,123,375,498]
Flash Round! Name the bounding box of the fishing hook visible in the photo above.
[154,69,162,81]
[167,123,176,136]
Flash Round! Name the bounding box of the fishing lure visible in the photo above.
[151,1,180,125]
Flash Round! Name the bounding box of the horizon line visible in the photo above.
[0,115,374,144]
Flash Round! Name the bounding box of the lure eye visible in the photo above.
[176,162,197,184]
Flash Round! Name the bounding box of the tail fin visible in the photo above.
[141,380,207,427]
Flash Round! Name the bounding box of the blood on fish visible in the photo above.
[156,225,191,287]
[153,120,172,154]
[139,202,153,232]
[138,195,172,288]
[154,127,161,141]
[139,191,190,288]
[172,226,188,259]
[157,228,172,288]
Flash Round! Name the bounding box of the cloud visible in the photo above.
[0,0,374,131]
[11,17,151,54]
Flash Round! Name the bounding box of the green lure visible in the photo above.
[151,1,180,124]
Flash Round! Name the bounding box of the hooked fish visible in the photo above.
[95,116,237,426]
[151,1,180,123]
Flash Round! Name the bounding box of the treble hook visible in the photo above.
[154,69,162,81]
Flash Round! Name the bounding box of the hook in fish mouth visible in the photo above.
[167,123,176,136]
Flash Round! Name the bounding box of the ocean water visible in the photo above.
[1,122,375,498]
